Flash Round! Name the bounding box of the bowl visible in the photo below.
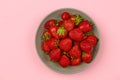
[35,8,100,74]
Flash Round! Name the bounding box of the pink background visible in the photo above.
[0,0,120,80]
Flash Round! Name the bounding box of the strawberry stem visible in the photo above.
[63,52,71,58]
[63,52,67,54]
[75,15,83,26]
[55,20,59,26]
[55,40,59,47]
[57,26,66,36]
[85,31,93,36]
[42,33,50,40]
[82,52,86,56]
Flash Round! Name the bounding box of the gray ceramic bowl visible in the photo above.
[35,8,100,74]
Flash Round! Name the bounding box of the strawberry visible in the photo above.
[50,48,61,61]
[49,26,59,39]
[71,58,81,66]
[42,41,50,52]
[86,35,98,46]
[78,20,92,33]
[69,28,84,41]
[48,38,59,50]
[59,38,72,52]
[63,20,75,31]
[57,26,68,39]
[71,14,83,26]
[69,45,81,59]
[44,19,57,29]
[42,30,52,40]
[61,12,70,20]
[80,40,93,53]
[58,55,70,67]
[82,52,92,63]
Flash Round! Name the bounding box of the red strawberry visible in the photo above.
[48,38,59,50]
[57,26,68,39]
[49,26,59,39]
[69,28,84,41]
[71,58,81,66]
[42,41,50,52]
[44,19,56,29]
[50,48,61,61]
[86,35,98,46]
[69,45,81,59]
[61,12,70,20]
[59,55,70,67]
[82,52,92,63]
[80,40,93,53]
[78,20,92,33]
[42,30,52,40]
[63,20,75,31]
[59,38,72,52]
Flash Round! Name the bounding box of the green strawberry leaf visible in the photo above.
[75,15,84,26]
[55,40,59,47]
[63,52,71,58]
[55,20,59,26]
[90,21,95,26]
[82,52,86,56]
[42,33,50,41]
[57,26,66,36]
[85,31,93,36]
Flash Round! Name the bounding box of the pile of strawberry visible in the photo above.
[42,12,98,67]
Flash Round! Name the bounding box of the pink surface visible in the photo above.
[0,0,120,80]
